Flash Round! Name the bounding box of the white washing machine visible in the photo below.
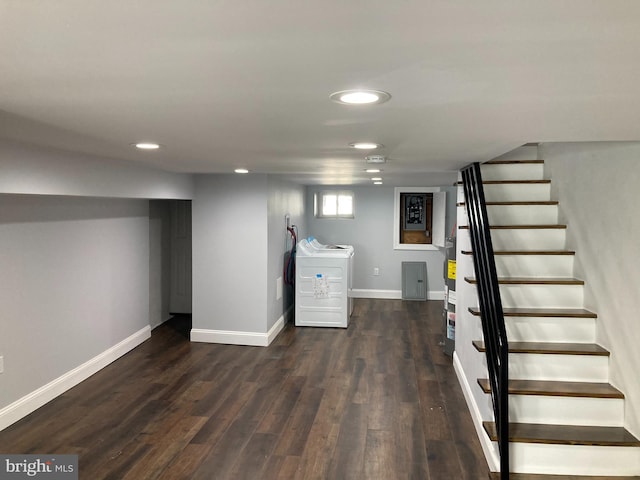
[295,238,354,328]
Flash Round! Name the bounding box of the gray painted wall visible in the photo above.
[305,185,457,296]
[0,138,194,199]
[267,176,306,330]
[0,195,150,409]
[193,174,306,336]
[149,200,173,329]
[542,142,640,437]
[192,174,269,334]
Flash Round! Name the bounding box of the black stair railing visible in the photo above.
[461,163,509,479]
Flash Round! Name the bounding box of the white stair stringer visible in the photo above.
[461,156,640,476]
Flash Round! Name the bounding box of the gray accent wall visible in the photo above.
[0,195,150,409]
[192,174,269,334]
[542,142,640,437]
[192,174,306,336]
[305,184,457,296]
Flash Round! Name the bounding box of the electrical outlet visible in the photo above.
[276,277,283,300]
[0,356,4,374]
[373,267,380,276]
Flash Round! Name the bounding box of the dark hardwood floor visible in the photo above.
[0,299,489,479]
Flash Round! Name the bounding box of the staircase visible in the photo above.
[458,153,640,478]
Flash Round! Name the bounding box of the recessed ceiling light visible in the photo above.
[133,142,160,150]
[365,168,381,173]
[371,177,382,181]
[234,168,249,174]
[330,89,391,105]
[350,142,382,150]
[374,181,383,185]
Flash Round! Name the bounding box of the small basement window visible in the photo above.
[315,191,354,218]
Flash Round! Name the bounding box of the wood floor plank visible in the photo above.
[0,302,490,479]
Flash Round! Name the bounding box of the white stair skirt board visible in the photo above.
[0,326,151,432]
[508,443,640,476]
[505,316,597,343]
[506,352,609,383]
[453,352,501,472]
[350,289,445,300]
[497,283,584,309]
[480,163,544,181]
[494,255,574,278]
[458,205,559,227]
[508,395,624,427]
[191,314,285,347]
[482,183,551,203]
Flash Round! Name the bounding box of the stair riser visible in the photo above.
[458,228,567,251]
[507,353,609,382]
[498,284,584,309]
[481,163,545,181]
[482,183,551,203]
[505,316,596,343]
[506,443,640,475]
[494,255,574,278]
[509,395,624,427]
[459,204,558,226]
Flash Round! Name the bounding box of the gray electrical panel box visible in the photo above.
[401,261,427,301]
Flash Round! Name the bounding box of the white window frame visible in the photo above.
[393,187,446,250]
[314,190,355,219]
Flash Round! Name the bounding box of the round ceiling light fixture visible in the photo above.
[133,142,161,150]
[234,168,249,174]
[330,89,391,105]
[350,142,383,150]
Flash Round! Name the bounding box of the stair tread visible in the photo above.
[469,307,597,318]
[489,473,640,479]
[457,179,550,185]
[473,340,609,356]
[462,250,575,255]
[458,201,559,206]
[460,224,566,229]
[477,378,624,398]
[484,159,545,165]
[483,421,640,446]
[465,276,584,285]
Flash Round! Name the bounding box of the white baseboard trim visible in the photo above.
[351,289,445,300]
[429,290,445,300]
[453,351,500,472]
[191,312,287,347]
[0,325,151,432]
[267,313,287,345]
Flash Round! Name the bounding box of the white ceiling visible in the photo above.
[2,1,640,186]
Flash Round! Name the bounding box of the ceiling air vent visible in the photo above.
[365,155,386,164]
